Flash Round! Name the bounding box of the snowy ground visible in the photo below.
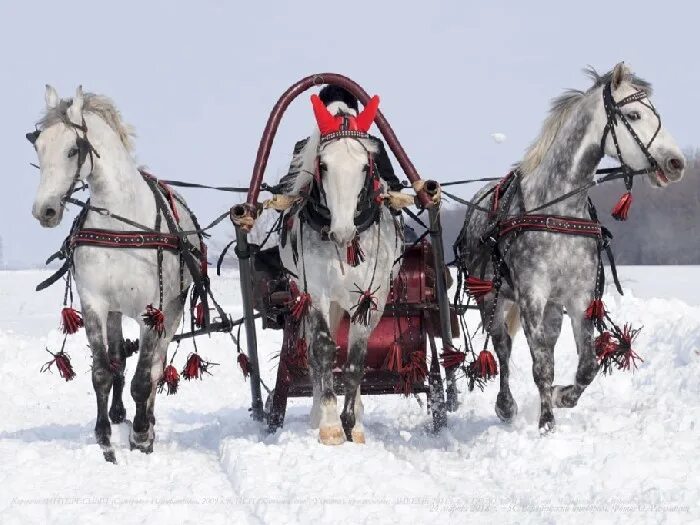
[0,267,698,524]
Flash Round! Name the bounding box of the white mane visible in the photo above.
[38,93,135,152]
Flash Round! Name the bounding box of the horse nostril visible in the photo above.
[667,157,685,173]
[44,207,57,219]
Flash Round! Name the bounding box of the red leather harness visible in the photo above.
[499,214,602,239]
[70,228,181,251]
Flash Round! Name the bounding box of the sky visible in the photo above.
[1,0,696,267]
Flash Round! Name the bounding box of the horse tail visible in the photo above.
[505,303,520,339]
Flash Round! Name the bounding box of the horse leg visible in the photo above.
[492,299,519,423]
[106,312,127,424]
[129,298,184,453]
[340,322,371,443]
[129,326,159,453]
[519,297,564,433]
[83,305,116,463]
[310,302,343,430]
[552,296,599,408]
[307,309,344,445]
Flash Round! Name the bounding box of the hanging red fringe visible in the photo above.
[288,281,312,321]
[471,350,498,378]
[350,288,378,326]
[617,324,644,371]
[465,276,494,300]
[585,299,606,322]
[611,192,633,221]
[346,236,365,267]
[398,351,428,396]
[595,325,643,374]
[181,352,217,380]
[61,307,83,335]
[41,349,76,381]
[158,364,180,395]
[594,331,617,359]
[194,302,206,328]
[237,352,251,380]
[142,304,165,336]
[440,346,466,369]
[383,342,403,372]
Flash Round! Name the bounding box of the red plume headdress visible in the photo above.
[311,94,379,138]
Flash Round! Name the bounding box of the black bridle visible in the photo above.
[26,118,101,206]
[599,80,662,194]
[298,131,383,239]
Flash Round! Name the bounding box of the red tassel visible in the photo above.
[595,325,643,374]
[466,276,494,300]
[142,304,165,336]
[383,342,403,372]
[471,350,498,378]
[288,281,312,321]
[617,324,643,371]
[611,191,633,221]
[158,364,180,395]
[346,236,365,267]
[237,353,250,380]
[181,352,217,380]
[595,331,617,359]
[398,351,428,396]
[194,302,206,328]
[585,299,606,321]
[61,307,83,335]
[440,346,466,369]
[41,349,76,381]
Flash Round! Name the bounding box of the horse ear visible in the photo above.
[45,85,59,110]
[611,62,630,90]
[67,85,84,126]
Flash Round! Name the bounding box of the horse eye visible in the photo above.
[67,147,79,158]
[626,111,641,121]
[319,162,328,172]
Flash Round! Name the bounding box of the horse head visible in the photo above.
[311,94,380,245]
[603,62,685,188]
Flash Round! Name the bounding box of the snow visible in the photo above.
[491,133,507,144]
[1,267,698,524]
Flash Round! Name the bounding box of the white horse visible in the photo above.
[278,94,403,444]
[30,85,202,462]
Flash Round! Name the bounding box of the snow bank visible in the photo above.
[0,269,697,524]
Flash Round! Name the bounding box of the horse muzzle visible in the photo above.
[329,226,358,247]
[32,202,63,228]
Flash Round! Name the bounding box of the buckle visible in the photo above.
[545,217,568,230]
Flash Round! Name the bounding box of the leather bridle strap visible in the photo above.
[600,81,661,192]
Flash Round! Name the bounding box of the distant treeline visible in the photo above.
[430,148,700,265]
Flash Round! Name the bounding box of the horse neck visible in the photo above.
[519,92,605,217]
[83,116,155,228]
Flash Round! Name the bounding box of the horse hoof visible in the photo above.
[552,385,579,408]
[129,426,154,453]
[319,425,346,446]
[109,405,127,424]
[495,394,518,423]
[538,414,556,435]
[102,448,117,464]
[351,430,366,444]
